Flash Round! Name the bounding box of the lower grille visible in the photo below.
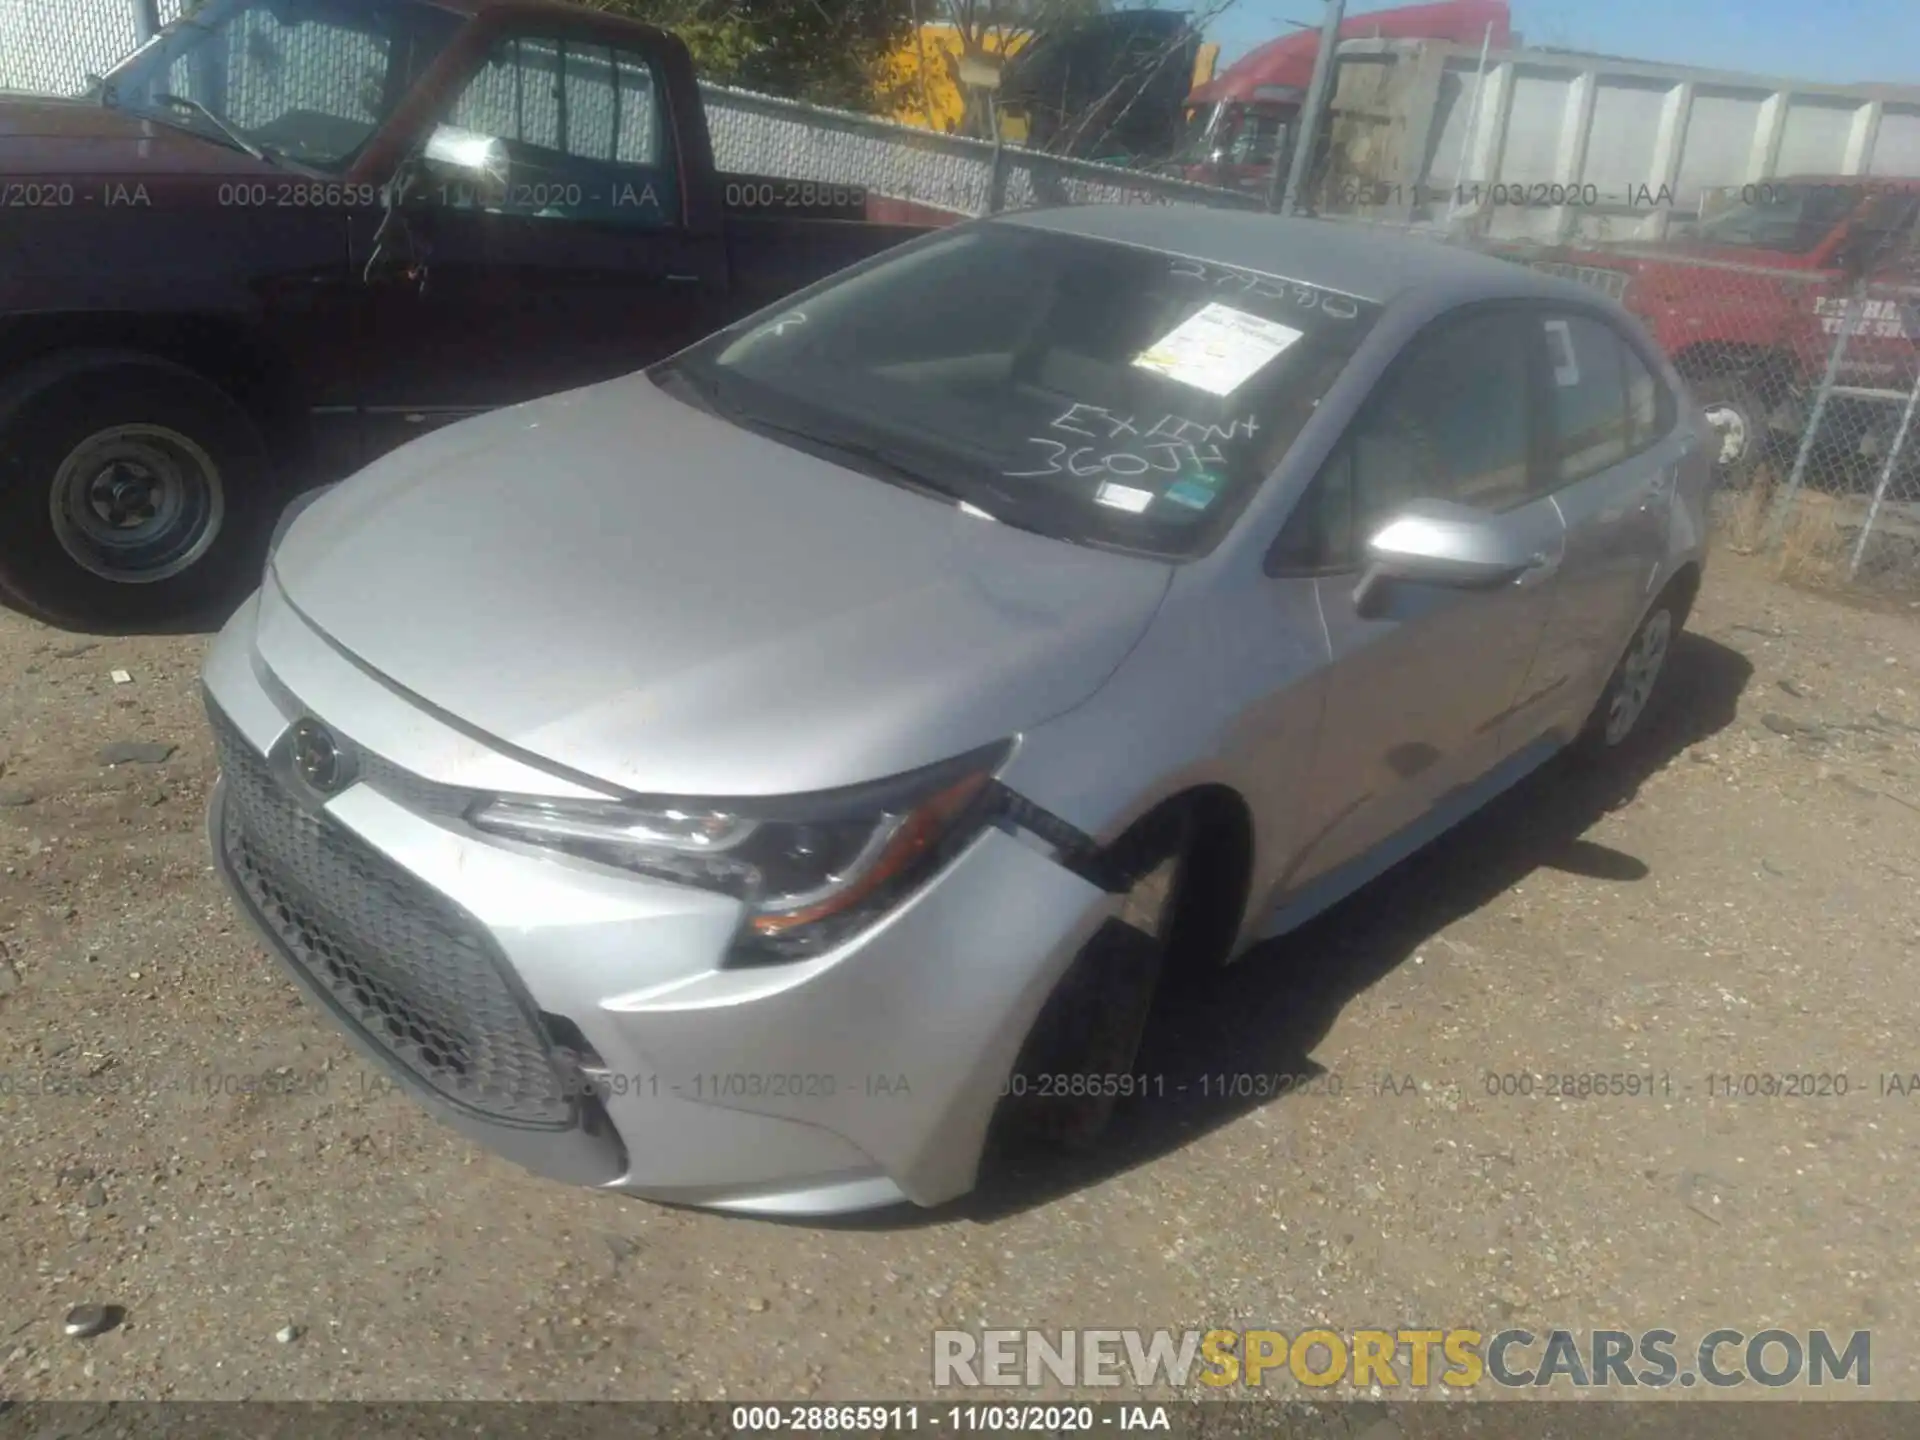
[210,707,575,1129]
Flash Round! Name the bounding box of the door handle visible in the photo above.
[1640,470,1678,512]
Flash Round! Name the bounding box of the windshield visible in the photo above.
[656,224,1382,560]
[1176,104,1288,168]
[97,0,461,170]
[1694,183,1858,254]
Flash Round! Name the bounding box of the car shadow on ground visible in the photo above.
[809,630,1753,1232]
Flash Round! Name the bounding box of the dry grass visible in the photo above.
[1773,492,1851,584]
[1714,464,1851,584]
[1716,468,1776,555]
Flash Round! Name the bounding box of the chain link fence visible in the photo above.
[1296,182,1920,597]
[0,0,171,96]
[699,83,1261,219]
[0,0,1254,217]
[1477,216,1920,594]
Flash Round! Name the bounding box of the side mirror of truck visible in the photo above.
[418,124,511,204]
[1836,228,1877,278]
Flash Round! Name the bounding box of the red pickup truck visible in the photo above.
[1517,176,1920,488]
[0,0,932,628]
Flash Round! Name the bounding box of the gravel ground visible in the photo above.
[1,549,1917,1404]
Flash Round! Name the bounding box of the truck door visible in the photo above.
[349,24,722,458]
[1851,190,1920,391]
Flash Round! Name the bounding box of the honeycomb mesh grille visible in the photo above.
[210,707,574,1129]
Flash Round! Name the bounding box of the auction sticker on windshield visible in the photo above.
[1133,303,1305,397]
[1095,481,1156,513]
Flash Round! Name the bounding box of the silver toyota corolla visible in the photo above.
[202,207,1711,1216]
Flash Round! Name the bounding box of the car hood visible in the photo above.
[271,376,1175,798]
[0,95,279,176]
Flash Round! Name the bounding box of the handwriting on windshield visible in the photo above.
[1003,404,1248,480]
[1168,258,1361,320]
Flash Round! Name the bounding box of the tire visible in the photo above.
[1691,373,1765,491]
[0,352,276,629]
[994,826,1194,1153]
[1572,595,1679,761]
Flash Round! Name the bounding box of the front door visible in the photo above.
[1269,307,1564,901]
[349,26,719,458]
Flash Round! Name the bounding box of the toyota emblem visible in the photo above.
[290,718,347,794]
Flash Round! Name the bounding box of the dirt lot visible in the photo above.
[1,548,1918,1403]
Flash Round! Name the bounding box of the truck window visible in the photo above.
[1694,183,1858,254]
[1225,111,1288,167]
[1849,191,1920,277]
[96,0,461,171]
[435,36,679,228]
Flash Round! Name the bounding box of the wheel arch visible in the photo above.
[1104,780,1257,972]
[0,313,309,470]
[1655,559,1702,631]
[1671,342,1796,410]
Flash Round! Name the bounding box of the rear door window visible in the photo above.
[1541,315,1631,485]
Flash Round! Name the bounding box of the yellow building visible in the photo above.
[879,24,1030,137]
[878,25,1218,143]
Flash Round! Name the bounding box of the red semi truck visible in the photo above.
[1174,0,1511,196]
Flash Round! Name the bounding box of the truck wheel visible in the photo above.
[0,353,274,630]
[1692,374,1764,490]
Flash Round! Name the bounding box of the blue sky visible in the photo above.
[1203,0,1920,87]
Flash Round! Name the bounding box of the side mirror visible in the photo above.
[1836,225,1890,280]
[1352,500,1544,615]
[418,123,510,201]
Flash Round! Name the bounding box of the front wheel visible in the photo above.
[0,354,276,629]
[992,834,1192,1153]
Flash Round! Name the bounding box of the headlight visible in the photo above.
[466,741,1011,962]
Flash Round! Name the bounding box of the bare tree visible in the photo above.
[936,0,1101,138]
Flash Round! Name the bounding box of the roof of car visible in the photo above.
[996,205,1575,305]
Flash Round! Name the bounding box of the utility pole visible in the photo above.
[131,0,161,45]
[1279,0,1346,215]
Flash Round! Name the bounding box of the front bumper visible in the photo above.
[202,585,1115,1215]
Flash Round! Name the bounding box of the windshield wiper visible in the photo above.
[667,367,965,504]
[152,93,277,164]
[750,418,964,504]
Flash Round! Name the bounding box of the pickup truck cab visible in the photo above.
[0,0,930,627]
[1527,176,1920,487]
